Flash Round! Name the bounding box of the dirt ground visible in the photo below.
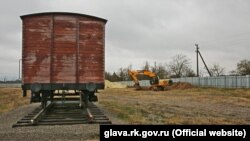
[0,87,249,140]
[97,87,250,124]
[1,87,250,125]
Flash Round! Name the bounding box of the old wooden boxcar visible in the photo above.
[21,12,107,107]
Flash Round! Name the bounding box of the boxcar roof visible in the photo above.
[20,12,107,23]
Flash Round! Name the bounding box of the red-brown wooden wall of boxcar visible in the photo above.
[21,13,106,85]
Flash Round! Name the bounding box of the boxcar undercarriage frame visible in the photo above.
[22,82,104,108]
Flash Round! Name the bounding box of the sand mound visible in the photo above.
[170,82,194,89]
[105,80,127,88]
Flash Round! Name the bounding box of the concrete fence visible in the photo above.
[119,75,250,89]
[171,75,250,88]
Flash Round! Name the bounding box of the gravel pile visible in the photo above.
[0,103,100,141]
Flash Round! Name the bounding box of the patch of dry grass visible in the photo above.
[0,88,30,114]
[98,88,250,124]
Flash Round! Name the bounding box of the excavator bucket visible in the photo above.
[134,83,142,90]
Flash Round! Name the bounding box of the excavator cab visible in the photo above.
[149,76,159,85]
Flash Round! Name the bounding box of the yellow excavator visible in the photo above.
[128,70,173,91]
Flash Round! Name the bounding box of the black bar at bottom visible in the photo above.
[100,125,249,141]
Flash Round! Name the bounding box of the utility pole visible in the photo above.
[195,44,199,77]
[195,44,212,77]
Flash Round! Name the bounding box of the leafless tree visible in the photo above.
[118,68,126,81]
[198,69,206,77]
[229,70,237,76]
[142,61,150,70]
[151,62,170,79]
[210,64,225,76]
[168,54,192,78]
[151,61,157,73]
[236,59,250,75]
[183,67,196,77]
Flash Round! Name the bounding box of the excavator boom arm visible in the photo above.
[128,70,140,85]
[128,70,160,89]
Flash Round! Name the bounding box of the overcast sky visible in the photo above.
[0,0,250,80]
